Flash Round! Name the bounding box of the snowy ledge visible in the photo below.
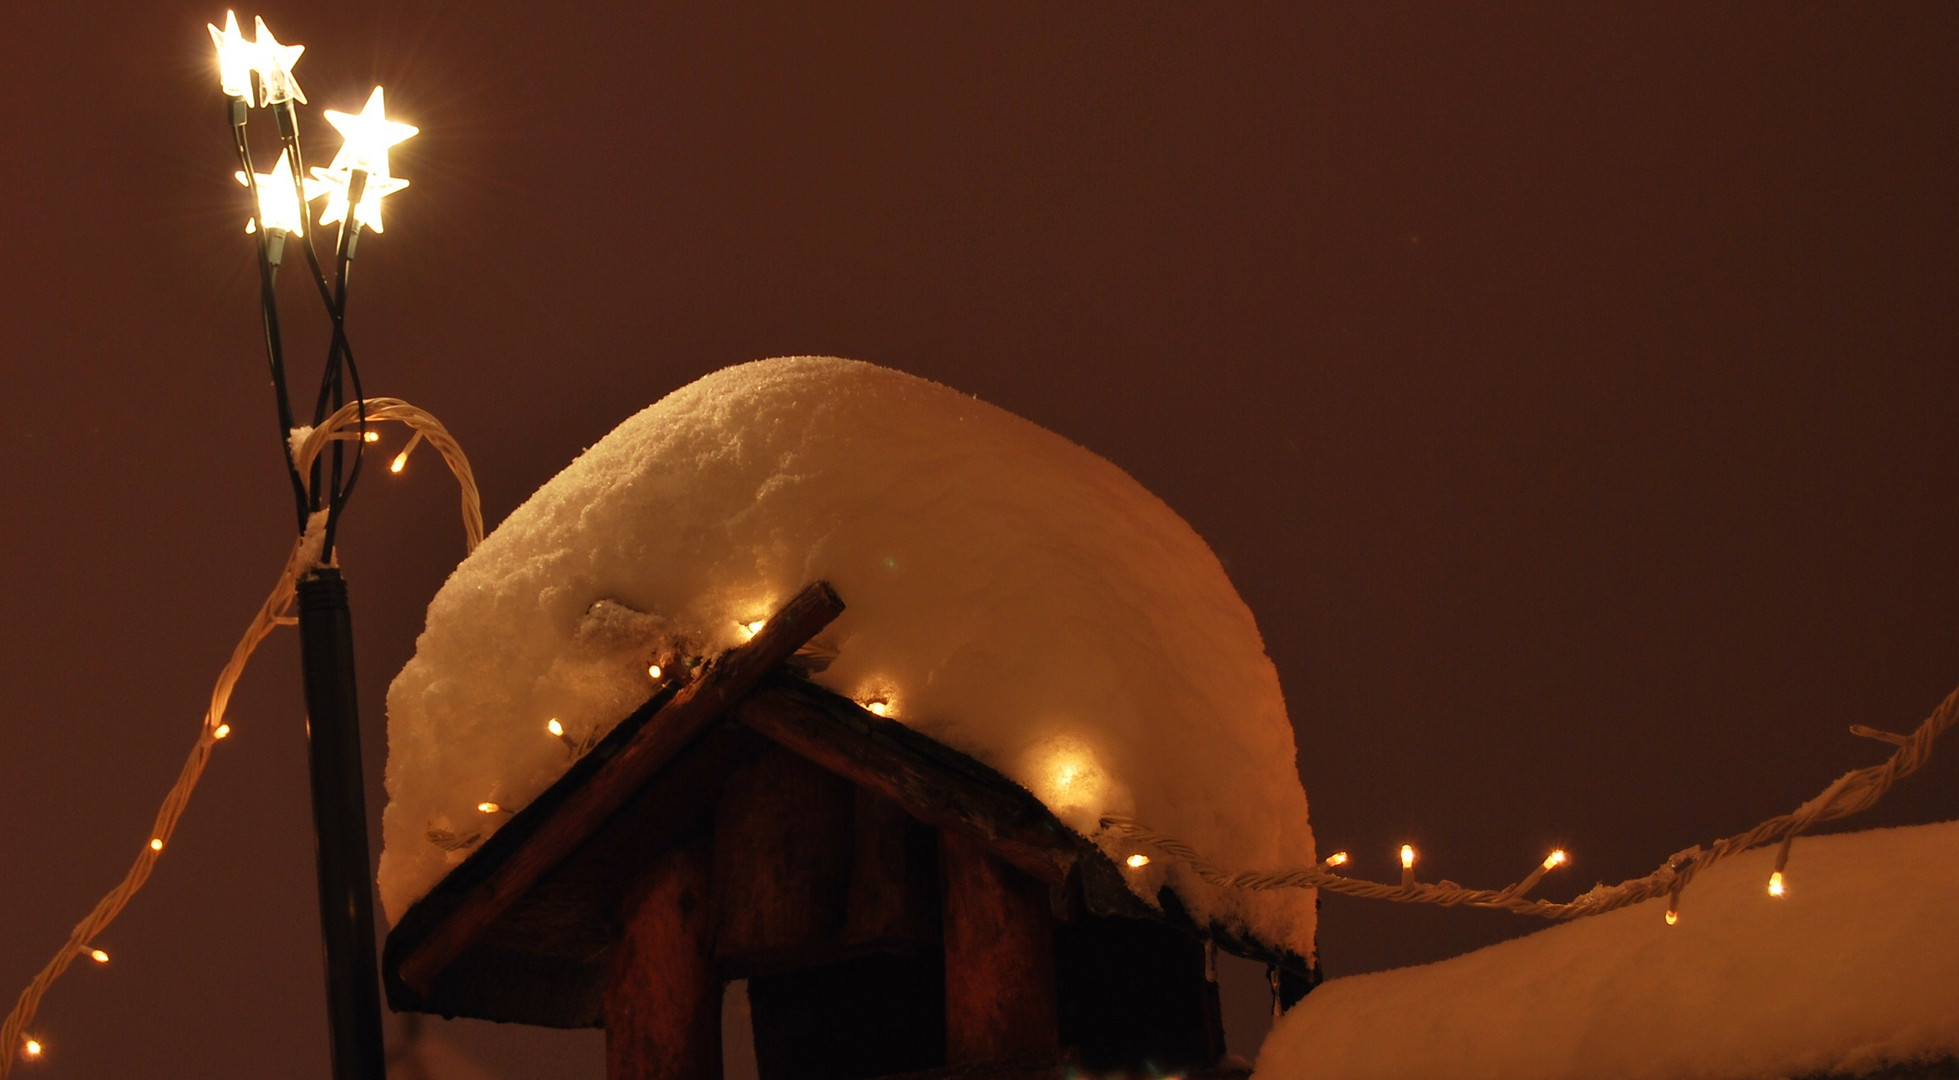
[1254,820,1959,1080]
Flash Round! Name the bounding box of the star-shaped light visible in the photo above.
[207,11,255,101]
[322,86,418,176]
[235,149,316,235]
[251,16,307,106]
[309,166,409,233]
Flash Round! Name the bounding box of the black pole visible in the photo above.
[296,568,389,1080]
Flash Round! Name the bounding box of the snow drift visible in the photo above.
[379,356,1317,959]
[1255,820,1959,1079]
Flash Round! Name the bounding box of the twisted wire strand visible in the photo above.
[2,399,481,1075]
[1102,681,1958,924]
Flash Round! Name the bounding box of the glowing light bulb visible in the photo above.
[648,664,663,679]
[546,718,565,738]
[1400,844,1416,870]
[23,1038,42,1057]
[309,166,409,234]
[362,430,379,443]
[1543,849,1568,870]
[323,86,418,176]
[88,949,109,964]
[250,16,307,106]
[213,724,231,740]
[477,802,501,814]
[389,449,410,473]
[1664,909,1679,926]
[149,838,164,851]
[207,11,255,101]
[1768,871,1785,897]
[1323,851,1350,867]
[740,619,767,638]
[1125,854,1151,869]
[236,149,314,236]
[867,700,890,717]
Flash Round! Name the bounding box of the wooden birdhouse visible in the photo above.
[382,583,1318,1079]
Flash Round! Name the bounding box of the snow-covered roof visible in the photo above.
[1254,820,1959,1079]
[380,357,1317,959]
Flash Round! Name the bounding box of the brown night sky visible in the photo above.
[4,4,1958,1077]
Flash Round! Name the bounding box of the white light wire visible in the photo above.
[2,399,480,1075]
[1103,682,1956,924]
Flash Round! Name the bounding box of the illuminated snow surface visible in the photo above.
[1255,820,1959,1079]
[380,356,1317,959]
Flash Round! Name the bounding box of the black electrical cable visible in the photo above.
[233,103,311,531]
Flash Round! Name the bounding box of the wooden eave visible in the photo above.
[381,582,1314,1027]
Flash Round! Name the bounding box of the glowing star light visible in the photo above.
[323,86,418,176]
[309,166,409,234]
[207,11,255,101]
[251,16,307,106]
[235,149,313,235]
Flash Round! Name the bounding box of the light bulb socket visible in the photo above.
[265,228,289,268]
[230,96,250,129]
[276,100,301,141]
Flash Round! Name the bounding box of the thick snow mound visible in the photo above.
[1256,820,1959,1080]
[381,357,1317,958]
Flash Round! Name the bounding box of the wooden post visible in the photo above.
[606,838,721,1080]
[940,828,1058,1066]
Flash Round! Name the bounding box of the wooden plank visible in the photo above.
[710,744,856,976]
[840,787,937,952]
[604,837,721,1080]
[733,680,1077,886]
[394,582,845,998]
[940,829,1058,1066]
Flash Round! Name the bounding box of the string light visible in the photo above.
[647,663,662,679]
[86,951,108,965]
[1543,849,1568,870]
[740,619,767,639]
[148,839,163,852]
[1323,851,1350,867]
[866,699,890,717]
[211,724,231,740]
[1768,871,1786,897]
[1125,854,1151,868]
[546,718,564,738]
[1100,679,1959,929]
[20,1039,40,1059]
[476,802,501,814]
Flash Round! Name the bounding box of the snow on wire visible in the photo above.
[1102,681,1957,926]
[1,399,480,1077]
